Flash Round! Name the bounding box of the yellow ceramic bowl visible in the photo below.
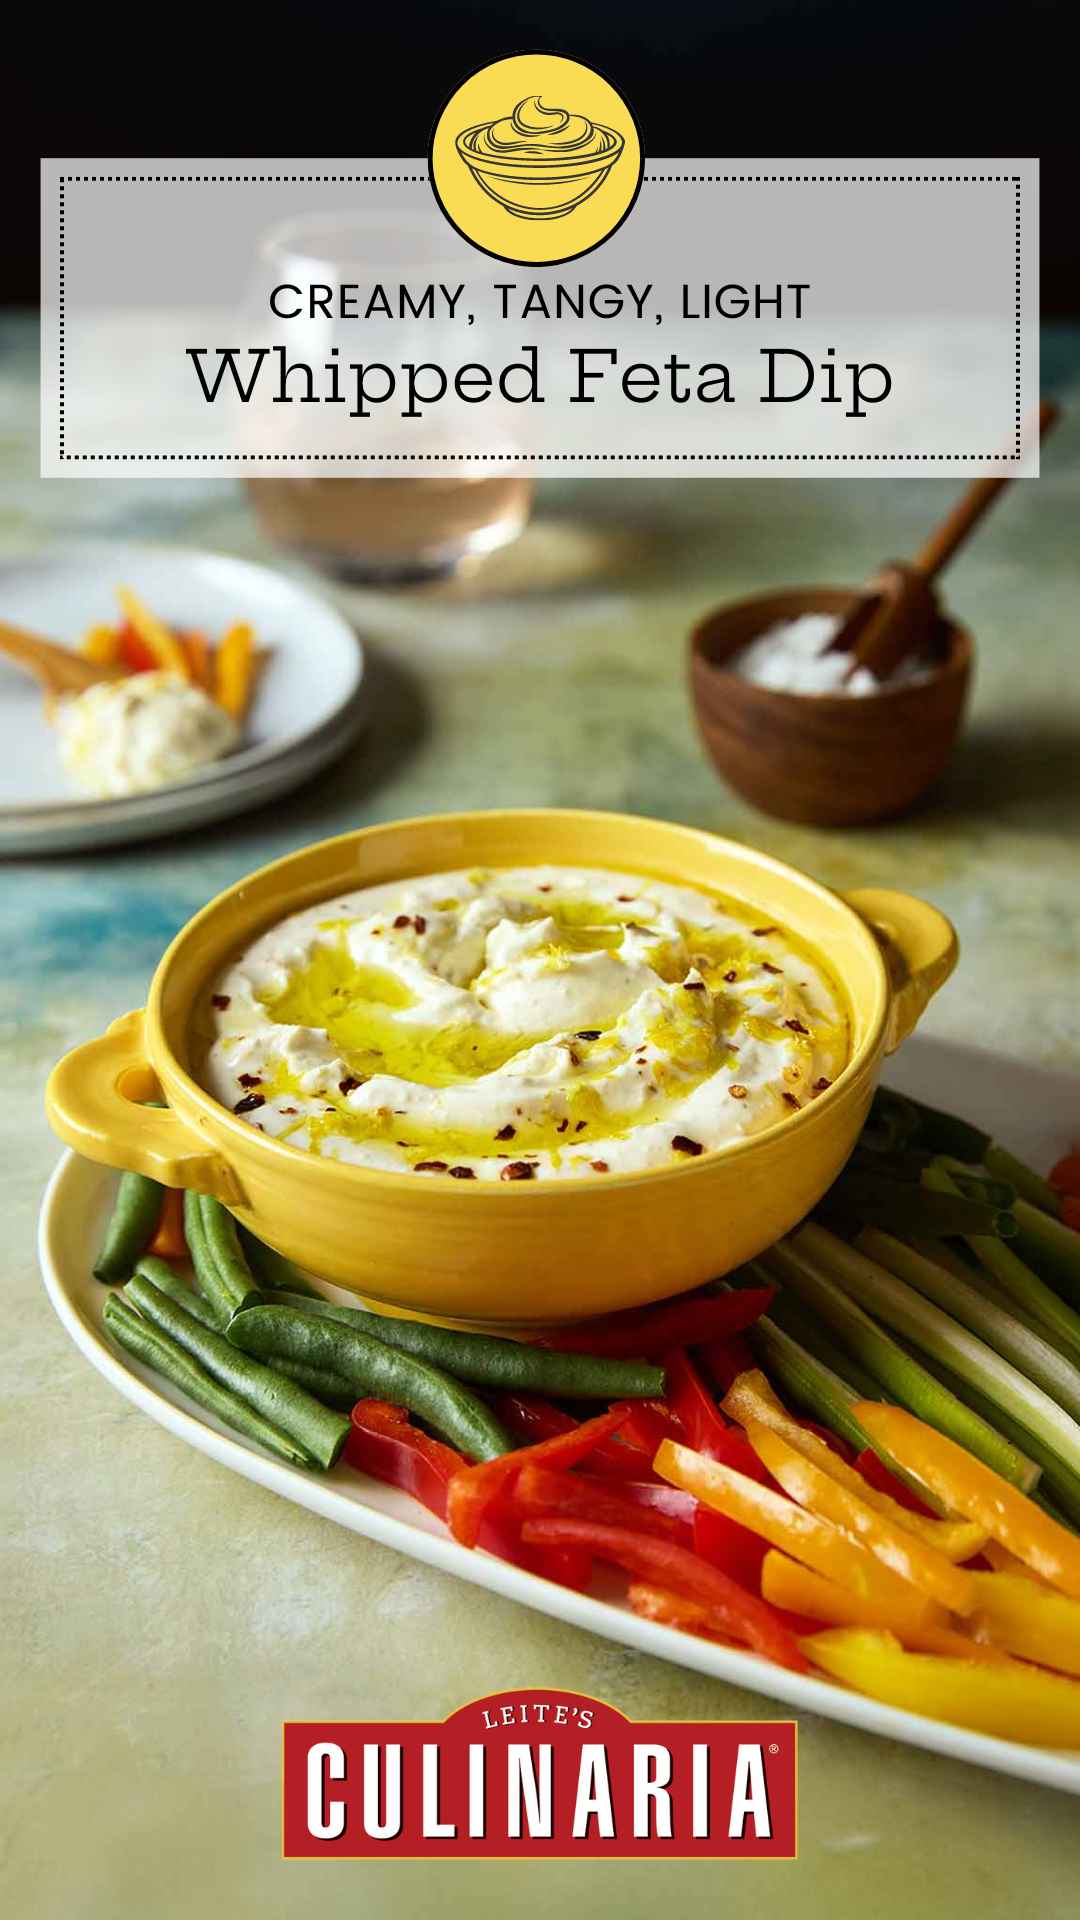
[45,810,956,1327]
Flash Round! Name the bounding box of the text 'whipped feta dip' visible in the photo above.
[203,866,849,1182]
[57,671,238,798]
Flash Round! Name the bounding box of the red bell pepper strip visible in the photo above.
[491,1393,645,1478]
[612,1397,683,1462]
[572,1473,697,1529]
[519,1518,808,1671]
[346,1400,464,1522]
[539,1286,775,1358]
[699,1334,757,1396]
[662,1347,738,1460]
[446,1407,630,1548]
[346,1402,592,1588]
[509,1465,693,1544]
[853,1447,937,1517]
[1063,1197,1080,1234]
[693,1502,769,1592]
[1049,1150,1080,1198]
[627,1580,820,1645]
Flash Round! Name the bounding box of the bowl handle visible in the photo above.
[45,1010,245,1203]
[843,888,958,1054]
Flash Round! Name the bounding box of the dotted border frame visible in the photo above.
[55,173,1025,464]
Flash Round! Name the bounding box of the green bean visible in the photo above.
[269,1358,358,1412]
[229,1305,513,1462]
[271,1292,666,1400]
[183,1190,237,1323]
[103,1294,313,1468]
[237,1225,324,1298]
[124,1275,350,1469]
[194,1196,263,1316]
[94,1172,165,1283]
[133,1255,227,1331]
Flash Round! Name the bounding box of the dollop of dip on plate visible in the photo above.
[56,671,239,798]
[203,867,848,1182]
[465,95,617,162]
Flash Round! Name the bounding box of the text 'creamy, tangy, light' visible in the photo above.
[203,866,848,1181]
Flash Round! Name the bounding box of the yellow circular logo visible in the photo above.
[431,53,643,265]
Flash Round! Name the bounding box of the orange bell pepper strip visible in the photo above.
[181,631,212,692]
[856,1403,1080,1598]
[654,1438,945,1630]
[215,622,256,720]
[761,1552,1008,1664]
[115,587,190,677]
[803,1627,1080,1747]
[745,1421,977,1616]
[968,1573,1080,1676]
[982,1538,1050,1583]
[80,623,120,665]
[145,1188,187,1261]
[518,1516,808,1670]
[723,1370,985,1561]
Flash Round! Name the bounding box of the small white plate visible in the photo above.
[36,1036,1080,1793]
[0,541,365,854]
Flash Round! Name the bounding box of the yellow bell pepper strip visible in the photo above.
[968,1573,1080,1676]
[115,586,190,678]
[722,1370,986,1561]
[181,630,212,692]
[215,621,256,720]
[856,1403,1080,1598]
[745,1420,977,1615]
[80,623,120,664]
[982,1538,1050,1582]
[654,1438,945,1630]
[802,1627,1080,1747]
[761,1552,1009,1663]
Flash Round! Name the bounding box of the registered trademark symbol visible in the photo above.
[769,1743,780,1754]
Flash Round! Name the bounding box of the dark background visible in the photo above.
[8,0,1078,310]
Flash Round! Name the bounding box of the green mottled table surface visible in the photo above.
[4,313,1080,1916]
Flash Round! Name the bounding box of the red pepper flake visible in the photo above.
[671,1134,705,1156]
[575,1121,587,1132]
[211,993,231,1011]
[237,1072,261,1088]
[617,894,635,902]
[728,1084,748,1101]
[590,1160,610,1173]
[682,981,707,993]
[500,1161,535,1181]
[280,1106,298,1115]
[813,1077,832,1094]
[233,1093,266,1115]
[415,1160,449,1174]
[413,915,427,934]
[556,1119,569,1134]
[393,914,411,929]
[784,1018,809,1035]
[761,962,782,975]
[575,1030,601,1041]
[537,884,552,892]
[338,1075,362,1095]
[782,1091,801,1109]
[723,969,738,983]
[752,926,778,937]
[449,1165,476,1180]
[495,1123,516,1141]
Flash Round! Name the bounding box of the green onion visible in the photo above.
[742,1263,885,1400]
[924,1162,1080,1363]
[983,1144,1062,1219]
[746,1314,874,1454]
[857,1228,1080,1429]
[902,1346,1080,1532]
[1011,1198,1080,1311]
[761,1238,1040,1491]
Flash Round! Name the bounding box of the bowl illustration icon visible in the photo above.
[456,95,625,220]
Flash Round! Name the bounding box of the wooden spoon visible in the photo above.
[830,400,1061,683]
[0,621,125,707]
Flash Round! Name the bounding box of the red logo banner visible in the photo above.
[284,1689,796,1858]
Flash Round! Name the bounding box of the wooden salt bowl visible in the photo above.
[689,587,972,828]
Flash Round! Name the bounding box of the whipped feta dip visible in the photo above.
[203,866,848,1182]
[57,671,238,798]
